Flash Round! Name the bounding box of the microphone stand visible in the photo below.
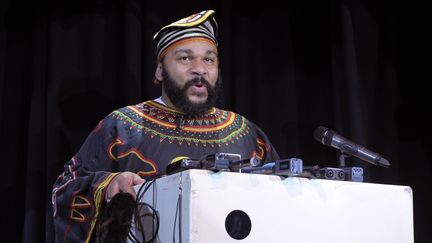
[337,151,364,182]
[338,152,350,168]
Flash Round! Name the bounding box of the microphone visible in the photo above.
[229,156,262,171]
[313,126,390,168]
[240,158,304,176]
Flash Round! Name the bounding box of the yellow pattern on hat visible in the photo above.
[153,10,216,38]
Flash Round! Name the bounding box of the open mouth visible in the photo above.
[191,82,206,91]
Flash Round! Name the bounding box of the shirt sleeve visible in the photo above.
[51,116,119,243]
[250,121,280,163]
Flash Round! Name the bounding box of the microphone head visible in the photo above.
[250,156,262,167]
[378,157,391,168]
[313,126,334,146]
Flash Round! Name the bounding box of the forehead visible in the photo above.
[167,39,218,56]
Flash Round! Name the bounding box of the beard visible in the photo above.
[161,67,221,118]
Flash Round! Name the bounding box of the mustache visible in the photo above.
[183,77,211,89]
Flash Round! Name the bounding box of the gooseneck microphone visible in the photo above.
[313,126,390,168]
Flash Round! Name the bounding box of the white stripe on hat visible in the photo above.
[157,27,217,57]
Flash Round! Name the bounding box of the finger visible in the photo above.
[122,186,137,198]
[106,180,120,201]
[133,174,145,185]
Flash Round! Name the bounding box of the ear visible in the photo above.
[155,63,163,81]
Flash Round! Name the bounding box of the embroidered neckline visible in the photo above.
[145,100,217,116]
[108,100,249,146]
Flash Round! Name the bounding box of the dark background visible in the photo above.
[1,0,430,242]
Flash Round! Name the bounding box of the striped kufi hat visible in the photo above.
[153,10,218,61]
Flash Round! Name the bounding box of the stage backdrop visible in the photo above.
[0,0,430,242]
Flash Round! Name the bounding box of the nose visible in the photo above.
[190,59,207,77]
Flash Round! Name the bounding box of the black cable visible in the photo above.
[136,179,155,202]
[135,180,154,243]
[152,180,157,240]
[129,178,160,243]
[142,180,159,243]
[178,189,182,243]
[173,195,179,243]
[128,228,141,243]
[129,181,150,243]
[138,179,159,243]
[173,178,182,243]
[136,201,160,242]
[126,201,160,243]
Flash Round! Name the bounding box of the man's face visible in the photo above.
[156,40,220,116]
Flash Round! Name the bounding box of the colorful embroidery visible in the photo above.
[252,138,270,160]
[108,138,158,175]
[69,195,92,222]
[109,101,249,146]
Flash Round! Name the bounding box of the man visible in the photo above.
[52,10,279,242]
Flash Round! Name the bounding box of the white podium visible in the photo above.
[132,169,413,243]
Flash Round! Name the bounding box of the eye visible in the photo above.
[179,56,191,62]
[177,55,192,63]
[204,57,216,64]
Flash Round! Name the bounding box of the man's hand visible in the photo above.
[105,172,145,202]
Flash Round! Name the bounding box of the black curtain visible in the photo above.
[1,0,430,242]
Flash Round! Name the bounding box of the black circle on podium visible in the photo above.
[225,210,252,240]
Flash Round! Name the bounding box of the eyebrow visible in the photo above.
[174,49,218,56]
